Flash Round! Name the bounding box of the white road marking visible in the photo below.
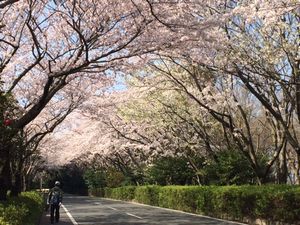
[94,202,101,205]
[107,206,118,210]
[62,204,78,225]
[126,213,143,219]
[101,198,246,225]
[75,223,94,224]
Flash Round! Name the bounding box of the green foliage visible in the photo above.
[0,191,43,225]
[0,204,28,225]
[146,156,196,185]
[204,150,258,185]
[0,89,19,132]
[104,186,136,201]
[106,168,125,188]
[84,169,106,189]
[19,191,44,223]
[158,186,201,213]
[0,91,19,144]
[0,92,14,119]
[134,186,160,206]
[83,167,129,188]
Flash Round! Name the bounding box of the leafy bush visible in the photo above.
[146,156,197,185]
[106,168,126,188]
[159,186,202,213]
[134,186,160,206]
[0,191,43,225]
[84,169,106,189]
[204,150,258,185]
[105,186,136,201]
[0,204,28,225]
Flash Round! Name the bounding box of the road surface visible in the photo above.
[39,194,246,225]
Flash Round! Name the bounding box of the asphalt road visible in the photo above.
[41,194,246,225]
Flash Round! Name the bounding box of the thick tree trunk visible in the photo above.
[11,172,22,197]
[277,148,288,184]
[0,178,9,200]
[0,159,11,200]
[11,157,25,196]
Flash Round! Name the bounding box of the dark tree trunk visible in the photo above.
[277,148,288,184]
[296,152,300,185]
[11,171,22,197]
[11,156,25,196]
[0,159,11,200]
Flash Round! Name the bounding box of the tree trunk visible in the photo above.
[0,159,11,200]
[22,174,27,192]
[195,174,201,185]
[296,152,300,185]
[11,157,25,196]
[277,148,288,184]
[11,171,22,196]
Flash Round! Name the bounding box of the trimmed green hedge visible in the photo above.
[105,186,136,201]
[0,191,44,225]
[95,185,300,224]
[134,185,160,206]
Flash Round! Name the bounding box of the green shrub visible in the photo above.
[106,168,126,188]
[0,191,43,225]
[146,156,196,185]
[0,204,28,225]
[104,187,112,198]
[158,186,201,213]
[84,169,106,190]
[108,186,136,201]
[203,150,258,185]
[134,186,160,206]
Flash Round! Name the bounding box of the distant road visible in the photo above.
[55,194,246,225]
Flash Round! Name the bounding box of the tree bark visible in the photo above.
[0,158,11,200]
[277,148,288,184]
[11,171,23,197]
[296,152,300,185]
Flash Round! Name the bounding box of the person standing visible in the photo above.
[47,181,63,224]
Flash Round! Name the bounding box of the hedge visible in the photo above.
[91,185,300,224]
[104,186,136,201]
[0,191,44,225]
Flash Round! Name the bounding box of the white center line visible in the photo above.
[75,223,94,224]
[107,206,118,210]
[62,204,78,225]
[126,213,143,219]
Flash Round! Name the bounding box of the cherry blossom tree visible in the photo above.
[194,0,300,183]
[0,0,157,199]
[141,0,300,183]
[225,1,300,183]
[3,0,231,199]
[2,0,299,195]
